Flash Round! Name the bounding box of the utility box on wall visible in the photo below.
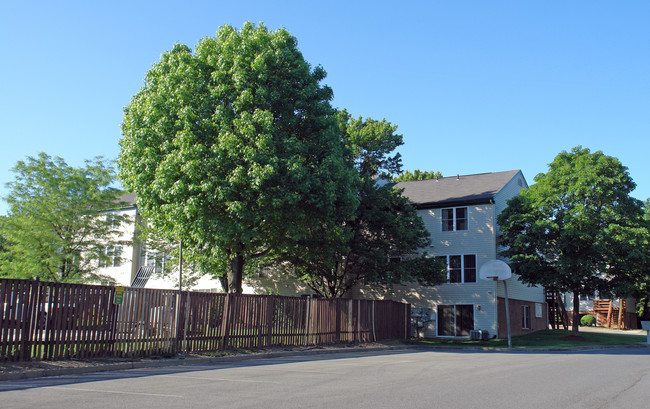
[411,308,434,338]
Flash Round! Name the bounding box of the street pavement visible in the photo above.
[1,347,649,409]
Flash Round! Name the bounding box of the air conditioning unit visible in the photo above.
[469,330,481,340]
[479,330,490,340]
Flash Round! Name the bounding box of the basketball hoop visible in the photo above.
[479,260,513,348]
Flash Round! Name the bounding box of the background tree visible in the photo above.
[498,147,646,334]
[0,153,128,283]
[278,111,446,297]
[119,23,357,294]
[392,169,443,183]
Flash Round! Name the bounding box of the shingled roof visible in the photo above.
[394,170,523,208]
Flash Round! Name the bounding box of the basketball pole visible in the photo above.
[503,278,512,348]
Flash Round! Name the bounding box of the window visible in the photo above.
[438,304,474,336]
[522,305,531,329]
[99,245,121,268]
[535,303,543,318]
[105,213,120,229]
[142,249,170,274]
[440,254,477,283]
[442,207,468,231]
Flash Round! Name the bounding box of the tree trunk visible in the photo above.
[572,289,581,335]
[229,253,244,294]
[218,274,229,294]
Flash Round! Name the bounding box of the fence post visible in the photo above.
[266,295,274,347]
[182,291,191,354]
[304,296,311,347]
[357,299,361,344]
[372,300,376,342]
[220,293,231,350]
[20,278,39,361]
[109,286,118,356]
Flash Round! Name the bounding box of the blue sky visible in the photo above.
[1,1,649,215]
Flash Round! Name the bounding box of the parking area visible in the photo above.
[2,347,650,409]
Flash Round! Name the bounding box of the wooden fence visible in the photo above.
[0,278,410,362]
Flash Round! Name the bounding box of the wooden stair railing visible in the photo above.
[546,288,569,330]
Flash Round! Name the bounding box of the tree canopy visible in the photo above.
[0,153,128,283]
[392,169,442,183]
[118,22,357,293]
[277,111,446,297]
[497,146,646,333]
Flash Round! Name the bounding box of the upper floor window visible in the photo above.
[442,207,468,231]
[99,245,122,268]
[142,248,171,274]
[438,254,477,283]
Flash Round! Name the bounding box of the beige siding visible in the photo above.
[494,170,528,216]
[353,281,498,337]
[496,275,545,303]
[420,204,497,260]
[348,203,505,337]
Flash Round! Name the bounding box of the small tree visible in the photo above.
[0,153,128,283]
[498,147,646,334]
[392,169,442,183]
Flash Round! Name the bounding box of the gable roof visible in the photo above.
[115,192,137,208]
[394,170,523,208]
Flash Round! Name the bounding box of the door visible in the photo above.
[438,304,474,336]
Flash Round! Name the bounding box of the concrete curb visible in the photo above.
[408,343,650,353]
[2,343,648,382]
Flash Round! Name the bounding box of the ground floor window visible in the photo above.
[438,304,474,336]
[522,304,530,329]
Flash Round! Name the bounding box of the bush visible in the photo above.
[580,314,596,326]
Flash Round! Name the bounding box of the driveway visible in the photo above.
[1,348,649,409]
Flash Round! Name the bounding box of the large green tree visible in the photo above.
[0,153,128,283]
[498,147,646,334]
[278,111,446,297]
[118,23,357,294]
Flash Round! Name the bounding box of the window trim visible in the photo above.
[441,207,468,232]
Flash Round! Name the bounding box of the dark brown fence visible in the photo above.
[0,278,410,362]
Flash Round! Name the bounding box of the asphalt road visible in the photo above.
[1,348,649,409]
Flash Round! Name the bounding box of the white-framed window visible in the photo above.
[535,303,543,318]
[142,249,170,274]
[438,254,477,283]
[105,213,120,229]
[522,304,531,329]
[441,207,468,231]
[99,245,121,268]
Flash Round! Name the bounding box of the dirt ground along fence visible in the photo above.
[0,278,411,362]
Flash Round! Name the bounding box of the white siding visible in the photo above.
[95,206,227,291]
[95,207,138,286]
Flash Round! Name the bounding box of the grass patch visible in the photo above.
[405,330,647,349]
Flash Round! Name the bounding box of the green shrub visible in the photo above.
[580,314,596,326]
